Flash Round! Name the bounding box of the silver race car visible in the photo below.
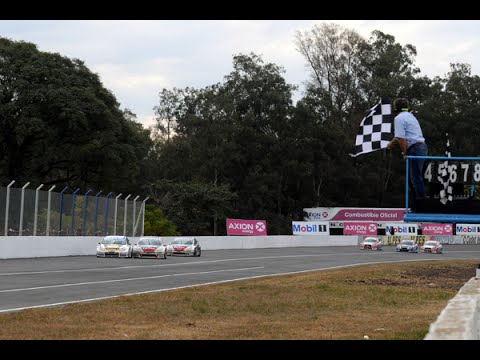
[396,240,419,253]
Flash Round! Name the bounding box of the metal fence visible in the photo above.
[0,181,148,237]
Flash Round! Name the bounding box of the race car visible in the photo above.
[132,237,167,259]
[396,239,419,253]
[360,237,382,251]
[96,235,132,258]
[166,237,201,257]
[420,240,444,254]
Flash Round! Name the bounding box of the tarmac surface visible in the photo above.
[1,245,479,313]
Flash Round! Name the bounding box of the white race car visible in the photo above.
[420,241,444,254]
[96,235,133,258]
[166,237,201,257]
[132,237,167,259]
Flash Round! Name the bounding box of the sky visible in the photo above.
[1,20,480,128]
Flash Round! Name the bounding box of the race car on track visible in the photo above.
[166,237,201,257]
[420,240,444,254]
[360,237,382,251]
[396,239,419,253]
[96,235,132,258]
[132,237,167,259]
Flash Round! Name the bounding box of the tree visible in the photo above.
[143,204,179,236]
[0,37,152,193]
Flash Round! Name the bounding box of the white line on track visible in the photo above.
[0,266,264,293]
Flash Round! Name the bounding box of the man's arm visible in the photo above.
[387,137,408,158]
[397,138,407,156]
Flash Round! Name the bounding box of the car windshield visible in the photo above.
[425,241,437,246]
[102,237,127,245]
[172,238,193,245]
[139,239,162,246]
[401,240,413,245]
[364,239,377,243]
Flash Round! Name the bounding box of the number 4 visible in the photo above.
[424,162,432,182]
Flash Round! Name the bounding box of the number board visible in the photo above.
[423,160,480,184]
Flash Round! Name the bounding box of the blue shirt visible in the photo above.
[394,111,425,149]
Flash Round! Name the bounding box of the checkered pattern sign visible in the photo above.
[350,99,392,157]
[438,132,453,204]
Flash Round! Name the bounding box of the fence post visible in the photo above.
[113,193,122,235]
[58,186,69,236]
[33,184,44,236]
[141,197,149,236]
[46,185,56,236]
[123,194,131,236]
[71,188,80,235]
[19,182,30,236]
[93,190,102,236]
[82,189,92,236]
[4,180,15,236]
[132,195,140,236]
[103,192,113,236]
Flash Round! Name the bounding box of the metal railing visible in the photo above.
[0,181,148,237]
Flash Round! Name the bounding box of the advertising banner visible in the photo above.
[292,221,329,235]
[303,207,405,222]
[226,218,267,236]
[455,224,480,235]
[385,223,418,235]
[343,222,377,235]
[421,223,453,235]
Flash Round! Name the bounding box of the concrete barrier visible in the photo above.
[0,235,358,259]
[425,277,480,340]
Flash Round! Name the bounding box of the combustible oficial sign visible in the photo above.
[226,218,267,236]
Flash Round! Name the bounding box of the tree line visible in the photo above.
[1,23,479,236]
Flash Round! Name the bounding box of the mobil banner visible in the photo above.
[292,221,329,235]
[422,223,453,235]
[455,224,480,235]
[385,223,418,235]
[344,222,377,235]
[226,218,267,236]
[303,207,405,222]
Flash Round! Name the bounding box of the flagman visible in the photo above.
[387,97,428,213]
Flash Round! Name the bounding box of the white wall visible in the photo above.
[0,235,358,259]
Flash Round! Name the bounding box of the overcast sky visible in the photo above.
[1,20,479,128]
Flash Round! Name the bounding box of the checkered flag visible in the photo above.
[437,132,453,204]
[349,98,393,157]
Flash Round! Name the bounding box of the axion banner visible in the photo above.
[343,222,377,235]
[226,218,267,236]
[304,207,405,222]
[421,223,453,235]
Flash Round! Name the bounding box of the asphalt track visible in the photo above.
[1,245,479,313]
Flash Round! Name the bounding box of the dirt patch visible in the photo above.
[346,264,477,290]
